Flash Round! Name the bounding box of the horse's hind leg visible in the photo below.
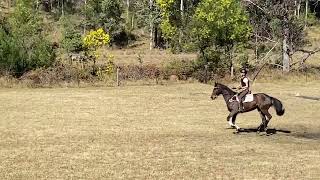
[261,109,272,132]
[257,110,266,133]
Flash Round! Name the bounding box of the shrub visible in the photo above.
[118,64,161,81]
[0,1,55,77]
[60,16,84,53]
[19,61,94,87]
[162,60,196,80]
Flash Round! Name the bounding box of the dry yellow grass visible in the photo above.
[0,81,319,179]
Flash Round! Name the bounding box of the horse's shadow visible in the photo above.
[234,128,291,135]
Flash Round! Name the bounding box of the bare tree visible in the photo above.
[244,0,305,72]
[297,0,301,18]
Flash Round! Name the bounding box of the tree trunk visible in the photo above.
[297,0,301,18]
[227,46,235,78]
[230,62,234,78]
[282,15,290,72]
[127,0,130,24]
[84,0,87,34]
[131,14,134,29]
[150,24,154,50]
[36,0,39,10]
[61,0,64,16]
[255,31,258,62]
[294,0,297,16]
[179,0,184,51]
[305,0,308,28]
[282,38,290,72]
[180,0,184,22]
[149,0,154,50]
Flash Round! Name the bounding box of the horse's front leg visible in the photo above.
[227,111,240,131]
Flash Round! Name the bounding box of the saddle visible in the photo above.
[229,94,254,103]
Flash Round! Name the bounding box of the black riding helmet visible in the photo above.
[240,68,247,74]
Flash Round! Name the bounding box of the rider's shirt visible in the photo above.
[241,77,250,91]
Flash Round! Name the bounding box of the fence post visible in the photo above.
[116,67,120,86]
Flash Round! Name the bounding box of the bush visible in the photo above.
[60,16,84,53]
[0,1,55,77]
[119,64,160,81]
[162,60,196,80]
[19,62,94,87]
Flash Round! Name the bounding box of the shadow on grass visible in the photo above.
[232,128,291,135]
[234,127,320,140]
[292,132,320,140]
[295,95,320,101]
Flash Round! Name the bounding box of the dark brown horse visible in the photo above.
[210,82,285,133]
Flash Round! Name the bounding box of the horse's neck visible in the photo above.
[221,89,236,104]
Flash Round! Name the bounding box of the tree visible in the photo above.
[0,0,55,76]
[192,0,252,76]
[245,0,306,72]
[60,15,83,53]
[83,27,110,61]
[156,0,200,51]
[82,0,124,44]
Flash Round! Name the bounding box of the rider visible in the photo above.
[237,68,251,112]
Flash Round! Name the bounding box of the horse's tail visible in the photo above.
[271,97,285,116]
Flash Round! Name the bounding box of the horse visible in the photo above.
[210,82,285,133]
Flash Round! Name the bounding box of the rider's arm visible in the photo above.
[237,81,242,89]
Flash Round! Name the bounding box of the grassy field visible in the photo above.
[0,81,319,179]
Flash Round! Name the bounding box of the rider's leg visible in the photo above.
[239,97,244,112]
[238,89,248,112]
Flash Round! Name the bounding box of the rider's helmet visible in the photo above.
[240,68,247,74]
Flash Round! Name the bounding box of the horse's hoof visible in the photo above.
[266,132,273,136]
[259,132,267,136]
[257,125,263,131]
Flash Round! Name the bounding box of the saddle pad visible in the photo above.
[243,94,254,102]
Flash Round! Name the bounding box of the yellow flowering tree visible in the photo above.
[83,28,114,80]
[83,28,110,52]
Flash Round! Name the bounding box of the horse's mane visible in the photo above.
[216,83,236,94]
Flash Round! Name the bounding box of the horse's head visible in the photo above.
[210,82,222,100]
